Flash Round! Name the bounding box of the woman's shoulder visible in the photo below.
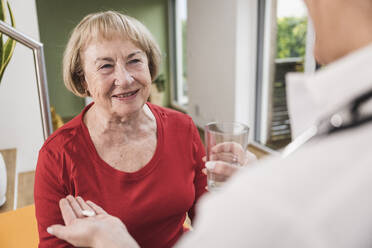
[40,113,84,154]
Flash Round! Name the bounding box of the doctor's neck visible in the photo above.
[308,0,372,64]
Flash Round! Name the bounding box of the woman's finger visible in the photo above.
[211,142,244,154]
[205,162,226,182]
[209,152,238,164]
[207,171,230,182]
[205,161,239,182]
[214,162,238,175]
[210,151,246,166]
[210,142,247,165]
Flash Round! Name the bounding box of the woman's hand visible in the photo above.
[47,196,139,248]
[202,142,257,183]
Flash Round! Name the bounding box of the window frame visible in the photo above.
[168,0,188,112]
[253,0,315,152]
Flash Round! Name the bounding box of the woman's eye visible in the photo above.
[100,64,113,69]
[128,59,140,64]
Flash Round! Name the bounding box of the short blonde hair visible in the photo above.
[63,11,162,97]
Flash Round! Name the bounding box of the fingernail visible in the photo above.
[205,161,216,170]
[47,227,53,235]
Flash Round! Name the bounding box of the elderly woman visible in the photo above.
[34,11,207,248]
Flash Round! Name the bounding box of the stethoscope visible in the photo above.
[282,87,372,158]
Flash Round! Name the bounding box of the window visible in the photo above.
[255,0,312,150]
[169,0,188,110]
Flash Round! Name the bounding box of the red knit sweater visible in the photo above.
[34,103,207,248]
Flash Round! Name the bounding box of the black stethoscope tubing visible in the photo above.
[282,87,372,158]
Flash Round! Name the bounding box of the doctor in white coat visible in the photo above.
[47,0,372,247]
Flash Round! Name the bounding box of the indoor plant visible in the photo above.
[0,0,16,207]
[150,73,165,106]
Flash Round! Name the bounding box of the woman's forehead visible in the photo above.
[82,37,145,60]
[82,32,130,48]
[82,35,138,50]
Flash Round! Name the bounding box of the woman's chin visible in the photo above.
[111,100,145,117]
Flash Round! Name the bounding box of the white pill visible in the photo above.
[82,210,95,217]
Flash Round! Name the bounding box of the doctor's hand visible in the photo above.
[202,142,257,183]
[47,196,139,248]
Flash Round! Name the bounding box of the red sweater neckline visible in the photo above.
[79,102,164,180]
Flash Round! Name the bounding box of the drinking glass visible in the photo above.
[205,121,249,191]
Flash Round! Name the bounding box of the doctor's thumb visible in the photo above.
[47,224,68,239]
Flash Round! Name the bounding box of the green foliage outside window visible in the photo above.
[276,17,307,59]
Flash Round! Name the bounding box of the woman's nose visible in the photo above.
[114,66,134,86]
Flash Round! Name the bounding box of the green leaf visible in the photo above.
[0,1,16,84]
[7,1,14,27]
[0,0,5,21]
[0,34,3,65]
[0,37,15,82]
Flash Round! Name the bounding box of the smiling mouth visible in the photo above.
[112,89,140,98]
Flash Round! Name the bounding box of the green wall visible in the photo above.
[36,0,170,119]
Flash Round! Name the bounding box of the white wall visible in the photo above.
[187,0,258,139]
[235,0,258,132]
[0,0,44,183]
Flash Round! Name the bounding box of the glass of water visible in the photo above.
[205,121,249,191]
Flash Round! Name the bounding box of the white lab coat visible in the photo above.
[176,43,372,248]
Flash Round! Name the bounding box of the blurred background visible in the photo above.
[0,0,313,213]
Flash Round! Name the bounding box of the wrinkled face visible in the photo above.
[81,37,152,118]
